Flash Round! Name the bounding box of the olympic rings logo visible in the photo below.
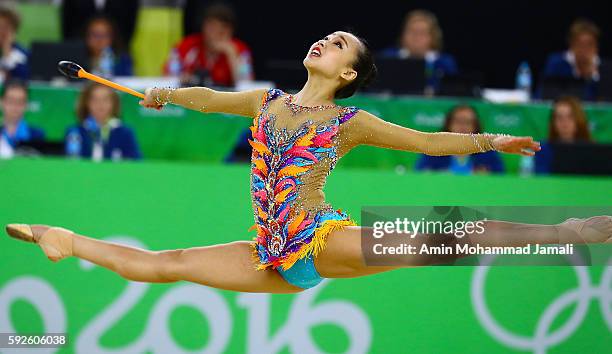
[471,252,612,354]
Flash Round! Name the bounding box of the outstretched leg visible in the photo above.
[5,224,302,294]
[315,216,612,278]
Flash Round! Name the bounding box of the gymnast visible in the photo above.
[6,31,612,293]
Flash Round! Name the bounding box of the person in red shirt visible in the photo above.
[165,3,253,87]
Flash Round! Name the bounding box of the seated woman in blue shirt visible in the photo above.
[379,9,458,94]
[65,83,141,161]
[0,80,44,156]
[535,96,592,174]
[415,105,504,175]
[542,19,601,101]
[84,15,133,77]
[0,8,29,81]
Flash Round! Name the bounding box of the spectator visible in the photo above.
[0,80,44,158]
[64,83,141,161]
[165,2,254,87]
[542,19,601,100]
[0,7,28,82]
[61,0,139,45]
[415,105,504,174]
[535,96,592,174]
[380,9,458,94]
[84,15,133,77]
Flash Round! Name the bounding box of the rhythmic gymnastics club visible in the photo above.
[57,61,145,99]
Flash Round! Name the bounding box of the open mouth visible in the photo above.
[310,47,322,57]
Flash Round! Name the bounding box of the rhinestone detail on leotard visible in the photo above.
[249,89,357,270]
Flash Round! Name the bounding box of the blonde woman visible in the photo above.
[380,10,458,92]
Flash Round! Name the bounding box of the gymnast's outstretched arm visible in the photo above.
[141,87,268,118]
[347,110,541,156]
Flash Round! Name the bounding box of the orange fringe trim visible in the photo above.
[250,218,357,271]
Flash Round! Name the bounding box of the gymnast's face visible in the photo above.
[303,31,360,85]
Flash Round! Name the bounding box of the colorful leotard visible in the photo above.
[152,86,501,289]
[249,89,358,275]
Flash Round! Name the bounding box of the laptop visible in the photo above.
[597,60,612,102]
[15,140,65,157]
[437,71,484,98]
[367,57,425,95]
[539,76,588,101]
[550,142,612,175]
[30,41,89,81]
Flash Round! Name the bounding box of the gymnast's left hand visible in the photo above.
[139,88,163,110]
[492,135,541,156]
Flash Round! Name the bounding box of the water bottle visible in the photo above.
[99,46,115,78]
[515,61,532,99]
[111,148,123,161]
[168,48,182,77]
[236,52,253,82]
[66,131,82,158]
[0,134,14,159]
[200,68,213,87]
[519,155,534,177]
[423,61,435,96]
[394,164,407,175]
[92,141,103,162]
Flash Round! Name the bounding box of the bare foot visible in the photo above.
[6,224,74,262]
[558,216,612,244]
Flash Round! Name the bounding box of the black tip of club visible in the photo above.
[57,61,83,79]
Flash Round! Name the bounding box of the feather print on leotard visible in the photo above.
[249,89,357,271]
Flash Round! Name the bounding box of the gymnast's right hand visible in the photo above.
[139,88,164,110]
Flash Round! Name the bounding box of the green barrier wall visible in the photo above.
[1,159,610,353]
[5,85,612,173]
